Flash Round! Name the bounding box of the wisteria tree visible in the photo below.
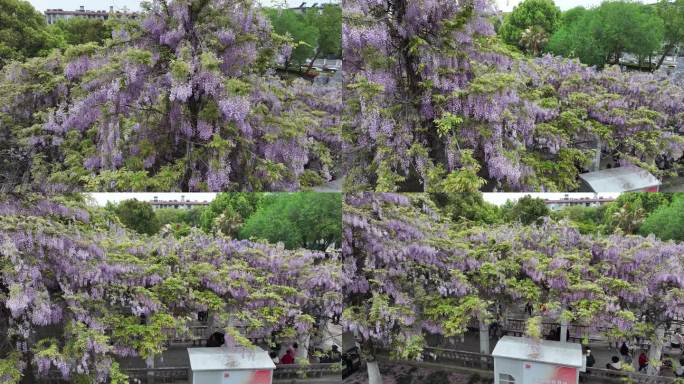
[342,193,684,380]
[342,193,488,381]
[343,0,684,192]
[0,195,342,383]
[0,0,342,193]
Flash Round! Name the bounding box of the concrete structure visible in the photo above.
[578,167,660,193]
[289,2,338,14]
[150,195,210,210]
[45,6,139,25]
[492,336,583,384]
[544,194,615,211]
[187,347,275,384]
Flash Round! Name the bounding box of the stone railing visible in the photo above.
[421,347,494,370]
[584,367,676,384]
[39,363,340,384]
[272,363,341,380]
[161,325,263,347]
[124,366,190,383]
[503,318,606,343]
[381,346,676,384]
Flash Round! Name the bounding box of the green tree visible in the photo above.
[505,195,549,225]
[547,1,664,68]
[430,192,501,226]
[499,0,561,54]
[519,25,549,56]
[264,8,319,71]
[552,205,605,234]
[655,0,684,70]
[199,193,262,235]
[48,18,112,46]
[639,196,684,241]
[547,9,604,66]
[114,199,161,235]
[303,4,342,71]
[603,192,670,234]
[240,193,341,250]
[0,0,60,67]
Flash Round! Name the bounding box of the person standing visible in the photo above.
[280,349,295,365]
[638,351,648,372]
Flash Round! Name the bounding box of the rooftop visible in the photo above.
[187,347,275,371]
[579,166,660,192]
[492,336,583,367]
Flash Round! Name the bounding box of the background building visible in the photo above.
[45,5,139,25]
[149,195,210,210]
[544,194,616,211]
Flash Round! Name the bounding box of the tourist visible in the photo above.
[671,330,683,351]
[280,349,295,365]
[585,349,595,368]
[638,351,648,372]
[620,341,629,357]
[606,356,622,370]
[328,345,342,362]
[270,351,279,365]
[525,302,533,317]
[206,332,225,347]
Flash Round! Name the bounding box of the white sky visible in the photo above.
[87,192,621,207]
[88,193,217,206]
[482,192,621,206]
[497,0,657,12]
[26,0,337,12]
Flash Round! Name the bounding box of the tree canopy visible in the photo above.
[547,1,665,68]
[0,194,341,383]
[240,192,342,250]
[0,0,342,192]
[0,0,60,68]
[112,198,161,235]
[342,192,684,373]
[639,195,684,241]
[344,0,684,192]
[499,0,561,55]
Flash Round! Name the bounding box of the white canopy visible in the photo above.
[492,336,583,368]
[187,347,276,372]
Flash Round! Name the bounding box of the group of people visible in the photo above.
[269,343,342,365]
[603,342,649,372]
[270,343,299,365]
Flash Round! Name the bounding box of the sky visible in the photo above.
[87,192,621,207]
[26,0,337,12]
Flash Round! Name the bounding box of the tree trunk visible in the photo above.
[646,325,665,376]
[296,333,310,361]
[655,44,674,72]
[306,47,322,73]
[560,320,568,343]
[367,360,382,384]
[146,355,156,384]
[479,319,490,354]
